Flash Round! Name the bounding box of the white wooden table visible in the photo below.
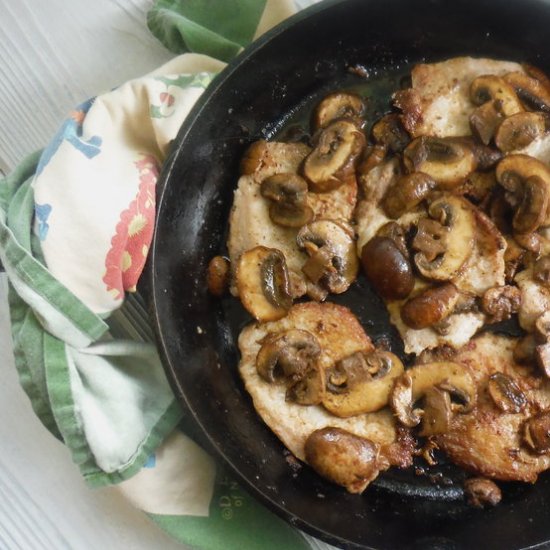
[0,1,187,548]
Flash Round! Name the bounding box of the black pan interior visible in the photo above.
[150,0,550,548]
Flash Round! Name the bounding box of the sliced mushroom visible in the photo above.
[496,154,550,228]
[524,412,550,453]
[297,220,359,295]
[313,92,366,129]
[469,75,523,144]
[470,74,524,116]
[207,255,230,296]
[304,427,381,493]
[420,387,452,437]
[464,478,502,508]
[481,285,522,324]
[412,195,475,281]
[504,71,550,113]
[470,101,504,145]
[303,119,365,192]
[495,112,547,152]
[487,373,527,413]
[372,113,410,153]
[381,172,437,219]
[236,246,292,321]
[256,329,321,383]
[514,176,549,234]
[286,363,326,406]
[322,350,405,417]
[400,283,461,330]
[468,140,503,171]
[390,362,476,429]
[403,136,477,189]
[361,236,414,300]
[260,173,314,227]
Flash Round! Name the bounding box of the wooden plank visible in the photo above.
[0,0,172,172]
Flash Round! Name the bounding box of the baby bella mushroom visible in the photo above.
[381,172,437,219]
[303,119,365,192]
[504,71,550,113]
[403,136,477,189]
[496,154,550,231]
[305,427,381,493]
[260,173,314,228]
[391,362,476,436]
[361,236,414,301]
[312,91,366,130]
[412,195,475,281]
[297,219,359,298]
[255,328,324,405]
[322,350,405,417]
[494,112,547,152]
[400,283,461,330]
[469,74,524,144]
[236,246,293,321]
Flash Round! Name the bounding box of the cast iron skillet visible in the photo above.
[150,0,550,548]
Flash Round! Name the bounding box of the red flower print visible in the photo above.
[103,154,158,301]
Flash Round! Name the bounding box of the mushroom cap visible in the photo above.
[361,236,414,301]
[304,427,381,493]
[400,283,461,330]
